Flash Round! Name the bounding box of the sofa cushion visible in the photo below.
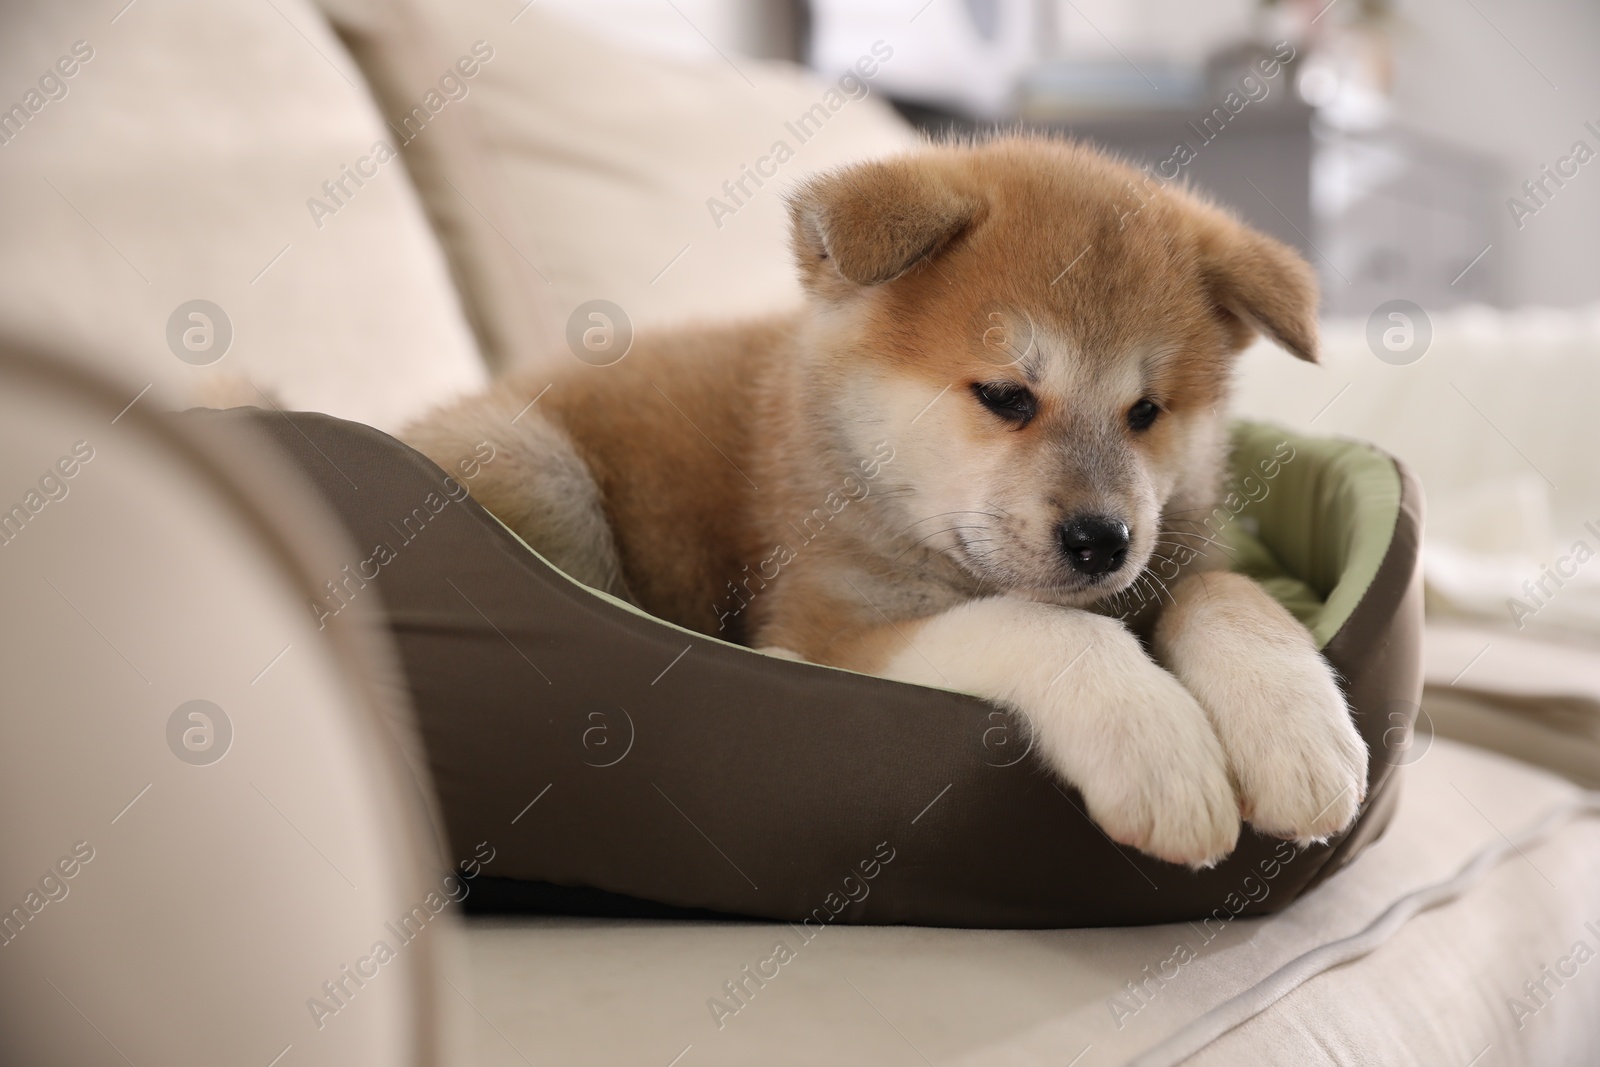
[317,0,916,373]
[0,0,487,430]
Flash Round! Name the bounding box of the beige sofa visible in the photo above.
[2,2,1597,1064]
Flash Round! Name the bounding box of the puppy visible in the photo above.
[406,135,1367,868]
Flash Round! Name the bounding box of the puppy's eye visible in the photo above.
[972,381,1037,424]
[1127,397,1160,431]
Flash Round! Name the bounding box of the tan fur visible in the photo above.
[407,135,1365,866]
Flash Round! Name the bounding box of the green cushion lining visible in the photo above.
[1221,422,1403,648]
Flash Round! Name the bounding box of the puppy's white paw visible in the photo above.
[873,599,1240,868]
[1197,646,1367,844]
[1155,573,1368,846]
[1029,637,1241,869]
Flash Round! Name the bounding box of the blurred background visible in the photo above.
[548,0,1600,311]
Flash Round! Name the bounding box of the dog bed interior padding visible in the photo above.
[206,409,1423,928]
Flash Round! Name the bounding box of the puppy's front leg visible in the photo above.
[867,598,1240,868]
[1153,571,1367,843]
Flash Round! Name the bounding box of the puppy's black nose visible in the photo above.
[1059,516,1130,576]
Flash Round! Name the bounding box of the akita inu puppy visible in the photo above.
[406,136,1367,867]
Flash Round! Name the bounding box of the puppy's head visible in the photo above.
[787,137,1317,607]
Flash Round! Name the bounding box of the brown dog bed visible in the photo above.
[204,409,1422,928]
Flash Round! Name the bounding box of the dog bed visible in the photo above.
[207,409,1422,928]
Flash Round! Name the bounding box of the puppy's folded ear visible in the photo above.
[1200,215,1320,363]
[788,159,979,293]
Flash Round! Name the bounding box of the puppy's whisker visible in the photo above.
[1151,537,1223,558]
[1158,523,1232,544]
[891,524,991,563]
[896,510,1003,537]
[1157,530,1237,555]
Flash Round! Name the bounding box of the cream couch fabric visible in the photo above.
[317,0,917,373]
[0,348,472,1066]
[0,0,487,431]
